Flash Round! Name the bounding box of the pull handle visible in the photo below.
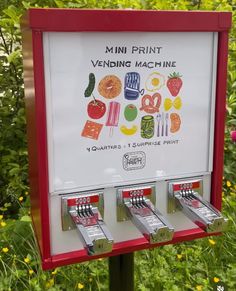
[174,191,228,233]
[69,205,113,255]
[125,197,174,244]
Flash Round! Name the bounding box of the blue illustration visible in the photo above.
[124,72,144,100]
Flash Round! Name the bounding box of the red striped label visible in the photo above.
[122,187,152,198]
[173,181,200,192]
[67,195,99,207]
[72,214,99,226]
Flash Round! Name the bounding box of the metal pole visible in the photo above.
[109,253,134,291]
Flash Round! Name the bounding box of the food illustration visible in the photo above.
[82,71,183,140]
[140,93,162,114]
[106,101,121,136]
[124,104,138,121]
[141,115,154,139]
[84,73,106,119]
[98,75,122,99]
[87,99,106,119]
[170,113,181,133]
[81,120,103,140]
[120,125,138,136]
[145,72,165,92]
[164,96,182,111]
[84,73,96,97]
[167,72,183,97]
[124,72,144,100]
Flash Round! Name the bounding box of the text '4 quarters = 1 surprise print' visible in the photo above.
[81,72,183,140]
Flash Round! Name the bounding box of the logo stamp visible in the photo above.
[123,151,146,171]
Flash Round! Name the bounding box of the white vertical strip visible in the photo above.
[208,32,218,172]
[43,32,54,194]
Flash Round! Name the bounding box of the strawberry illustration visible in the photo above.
[167,72,183,97]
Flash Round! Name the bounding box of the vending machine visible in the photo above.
[21,9,232,270]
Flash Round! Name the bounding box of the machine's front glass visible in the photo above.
[43,32,217,194]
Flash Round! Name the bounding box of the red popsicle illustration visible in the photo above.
[106,101,121,137]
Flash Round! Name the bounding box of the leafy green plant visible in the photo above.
[1,0,236,291]
[0,184,236,290]
[0,2,28,218]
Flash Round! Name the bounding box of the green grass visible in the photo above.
[0,181,235,291]
[1,0,236,290]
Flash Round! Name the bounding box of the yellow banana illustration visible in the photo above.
[120,125,138,135]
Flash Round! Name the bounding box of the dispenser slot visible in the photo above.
[117,184,174,244]
[168,179,228,233]
[61,192,113,255]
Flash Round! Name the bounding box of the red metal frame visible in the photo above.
[27,9,231,32]
[21,9,231,270]
[211,31,229,210]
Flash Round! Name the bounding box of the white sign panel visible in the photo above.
[43,32,217,194]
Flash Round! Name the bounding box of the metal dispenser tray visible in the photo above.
[117,184,174,244]
[168,179,228,233]
[61,192,113,256]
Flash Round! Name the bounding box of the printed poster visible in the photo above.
[43,32,217,193]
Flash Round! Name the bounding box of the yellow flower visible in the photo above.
[19,196,24,202]
[25,191,29,195]
[222,192,224,197]
[2,247,9,253]
[78,283,84,289]
[29,269,34,275]
[51,269,58,275]
[196,285,202,291]
[213,277,220,283]
[177,254,182,259]
[24,257,30,263]
[1,221,6,227]
[226,181,231,188]
[98,258,103,261]
[45,278,54,289]
[208,239,216,245]
[0,215,3,220]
